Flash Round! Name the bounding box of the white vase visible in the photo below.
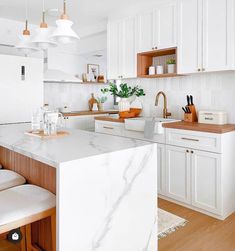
[167,64,175,74]
[118,98,130,112]
[130,97,143,110]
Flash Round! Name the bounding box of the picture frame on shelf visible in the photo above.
[87,64,100,81]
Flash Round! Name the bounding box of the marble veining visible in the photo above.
[58,144,158,251]
[91,148,154,250]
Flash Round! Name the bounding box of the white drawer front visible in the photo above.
[166,129,221,153]
[95,122,124,136]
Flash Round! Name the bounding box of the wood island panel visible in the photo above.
[0,146,56,251]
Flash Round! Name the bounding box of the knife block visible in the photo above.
[184,105,198,122]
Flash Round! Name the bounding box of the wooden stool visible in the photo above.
[0,184,56,251]
[0,169,26,191]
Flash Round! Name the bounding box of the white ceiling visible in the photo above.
[0,0,141,30]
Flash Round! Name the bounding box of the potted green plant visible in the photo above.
[97,96,108,111]
[101,83,145,112]
[166,58,176,74]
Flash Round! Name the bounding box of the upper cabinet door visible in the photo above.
[107,20,123,80]
[154,2,177,50]
[178,0,202,74]
[202,0,232,72]
[137,11,154,53]
[122,17,137,78]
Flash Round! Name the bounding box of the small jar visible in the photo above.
[149,66,156,75]
[156,65,164,74]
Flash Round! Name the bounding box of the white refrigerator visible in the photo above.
[0,54,43,124]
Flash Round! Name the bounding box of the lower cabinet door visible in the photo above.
[157,144,166,195]
[191,150,222,214]
[165,145,191,203]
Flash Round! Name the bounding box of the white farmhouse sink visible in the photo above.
[124,117,179,133]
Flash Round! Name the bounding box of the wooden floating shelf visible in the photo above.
[81,82,109,85]
[138,73,183,79]
[137,47,181,79]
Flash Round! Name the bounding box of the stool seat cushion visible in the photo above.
[0,170,26,191]
[0,185,56,226]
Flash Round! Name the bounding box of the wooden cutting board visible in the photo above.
[25,130,69,139]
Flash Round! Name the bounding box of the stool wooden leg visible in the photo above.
[51,214,56,251]
[20,226,26,251]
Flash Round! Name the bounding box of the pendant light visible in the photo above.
[50,0,80,44]
[32,0,57,50]
[15,0,39,55]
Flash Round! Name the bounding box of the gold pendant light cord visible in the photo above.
[23,0,30,35]
[60,0,69,19]
[40,0,48,28]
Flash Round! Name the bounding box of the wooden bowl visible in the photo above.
[130,108,142,117]
[119,111,136,119]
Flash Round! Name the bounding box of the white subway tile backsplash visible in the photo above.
[44,72,235,123]
[125,72,235,123]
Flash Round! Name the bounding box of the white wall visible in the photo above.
[125,72,235,123]
[44,83,114,111]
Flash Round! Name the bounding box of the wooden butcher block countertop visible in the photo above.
[62,110,118,117]
[162,121,235,134]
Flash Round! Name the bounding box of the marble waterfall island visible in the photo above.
[0,124,158,251]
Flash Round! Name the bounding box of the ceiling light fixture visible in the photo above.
[32,0,57,50]
[15,19,39,56]
[15,0,39,56]
[50,0,80,44]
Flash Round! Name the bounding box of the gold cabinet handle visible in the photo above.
[103,126,114,130]
[181,137,199,142]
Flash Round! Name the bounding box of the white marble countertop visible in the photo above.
[0,124,152,168]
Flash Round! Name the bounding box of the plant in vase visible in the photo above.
[101,83,145,117]
[97,96,108,111]
[166,58,176,74]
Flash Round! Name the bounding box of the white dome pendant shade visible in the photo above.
[50,0,80,44]
[32,1,57,50]
[15,20,40,56]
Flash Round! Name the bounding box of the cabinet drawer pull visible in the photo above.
[181,137,199,142]
[103,126,114,130]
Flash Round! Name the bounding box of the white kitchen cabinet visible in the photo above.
[122,17,137,78]
[178,0,233,74]
[157,143,166,195]
[165,145,191,204]
[177,0,201,74]
[137,10,155,53]
[108,1,177,79]
[107,17,137,79]
[154,2,177,50]
[64,115,109,131]
[202,0,232,72]
[107,20,123,80]
[191,150,221,214]
[137,2,177,53]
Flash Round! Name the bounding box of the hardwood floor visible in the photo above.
[158,198,235,251]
